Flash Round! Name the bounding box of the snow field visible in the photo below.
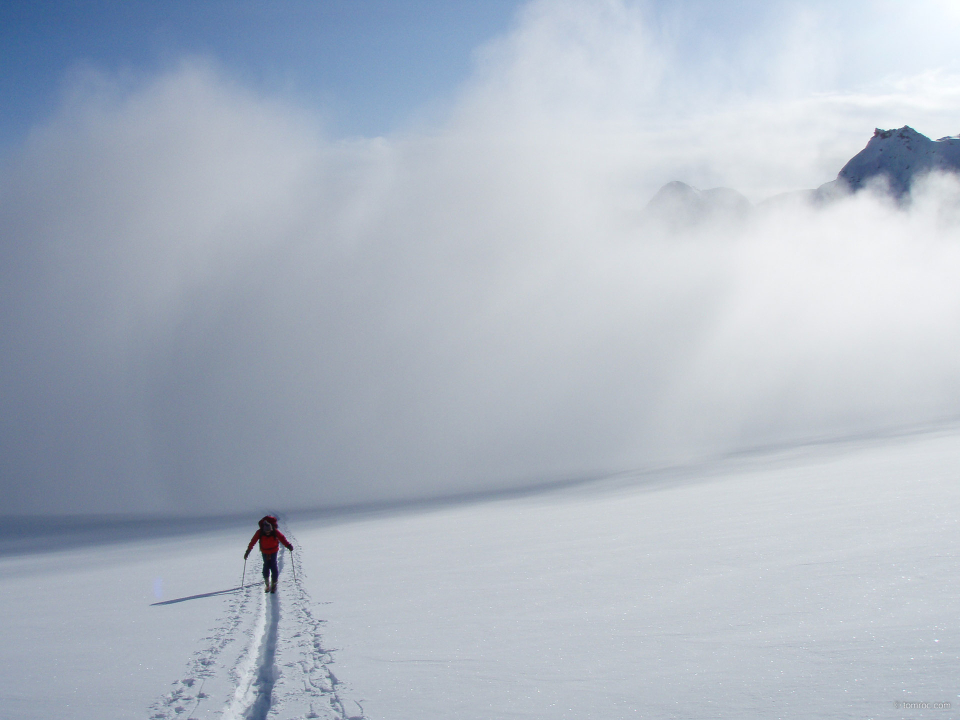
[149,532,352,720]
[0,528,248,720]
[295,429,960,719]
[2,427,960,719]
[0,524,350,720]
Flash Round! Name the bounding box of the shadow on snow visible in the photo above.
[151,583,258,606]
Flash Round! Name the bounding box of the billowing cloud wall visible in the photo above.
[3,0,960,514]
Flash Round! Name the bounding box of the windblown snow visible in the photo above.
[2,424,960,719]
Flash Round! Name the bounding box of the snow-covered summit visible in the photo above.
[834,125,960,196]
[643,180,751,230]
[645,125,960,222]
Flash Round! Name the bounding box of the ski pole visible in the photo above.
[241,556,247,591]
[286,545,296,583]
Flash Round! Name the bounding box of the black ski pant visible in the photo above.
[262,551,279,583]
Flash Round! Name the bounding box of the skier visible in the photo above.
[244,515,294,593]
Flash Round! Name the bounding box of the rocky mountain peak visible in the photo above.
[836,125,960,196]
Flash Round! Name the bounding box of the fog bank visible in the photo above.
[3,1,960,514]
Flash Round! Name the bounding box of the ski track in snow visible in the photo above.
[221,575,271,720]
[149,523,359,720]
[149,571,256,720]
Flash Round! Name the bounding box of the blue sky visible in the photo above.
[0,0,525,147]
[4,0,960,151]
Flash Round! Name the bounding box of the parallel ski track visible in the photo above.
[222,556,279,720]
[150,520,361,720]
[150,567,257,720]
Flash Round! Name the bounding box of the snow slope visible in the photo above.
[836,126,960,197]
[3,426,960,719]
[0,525,354,720]
[301,428,960,719]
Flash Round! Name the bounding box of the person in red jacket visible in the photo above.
[244,515,293,593]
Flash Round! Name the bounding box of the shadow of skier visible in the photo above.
[151,583,259,606]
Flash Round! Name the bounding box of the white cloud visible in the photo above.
[3,2,960,514]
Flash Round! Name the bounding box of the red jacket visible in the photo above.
[247,515,293,555]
